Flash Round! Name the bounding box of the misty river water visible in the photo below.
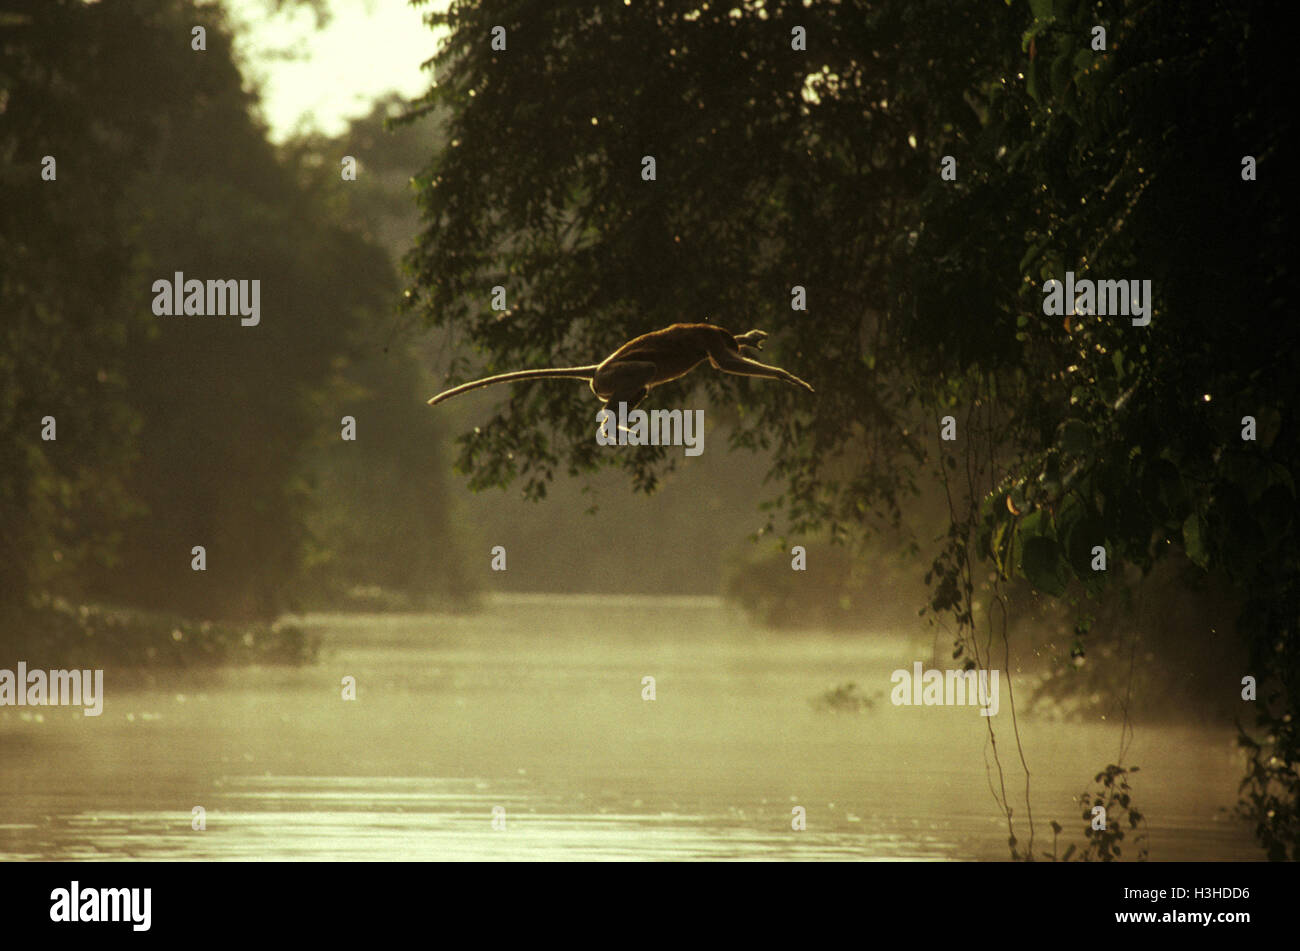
[0,594,1260,861]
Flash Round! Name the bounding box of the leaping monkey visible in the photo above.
[427,323,815,410]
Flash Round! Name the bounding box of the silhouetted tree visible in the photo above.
[403,0,1295,857]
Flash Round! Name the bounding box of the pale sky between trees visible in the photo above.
[225,0,441,142]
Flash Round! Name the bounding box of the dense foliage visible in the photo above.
[1,0,473,653]
[405,0,1295,857]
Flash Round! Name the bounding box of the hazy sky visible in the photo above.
[224,0,445,142]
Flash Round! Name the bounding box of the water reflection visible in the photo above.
[0,595,1260,860]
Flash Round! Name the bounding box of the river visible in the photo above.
[0,594,1260,860]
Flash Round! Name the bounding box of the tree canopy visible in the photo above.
[404,0,1295,858]
[1,0,473,636]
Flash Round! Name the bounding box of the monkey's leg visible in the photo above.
[594,361,652,437]
[591,360,657,402]
[710,351,815,393]
[598,388,650,437]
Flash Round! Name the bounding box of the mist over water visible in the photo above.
[0,595,1257,861]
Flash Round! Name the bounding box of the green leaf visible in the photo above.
[1021,535,1070,596]
[1056,495,1105,576]
[1182,512,1209,569]
[1056,418,1092,457]
[1265,461,1295,498]
[1067,515,1107,577]
[1050,50,1074,98]
[1020,507,1051,538]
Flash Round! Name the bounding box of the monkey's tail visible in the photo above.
[427,366,601,406]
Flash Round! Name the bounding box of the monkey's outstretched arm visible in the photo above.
[709,348,815,393]
[427,365,601,406]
